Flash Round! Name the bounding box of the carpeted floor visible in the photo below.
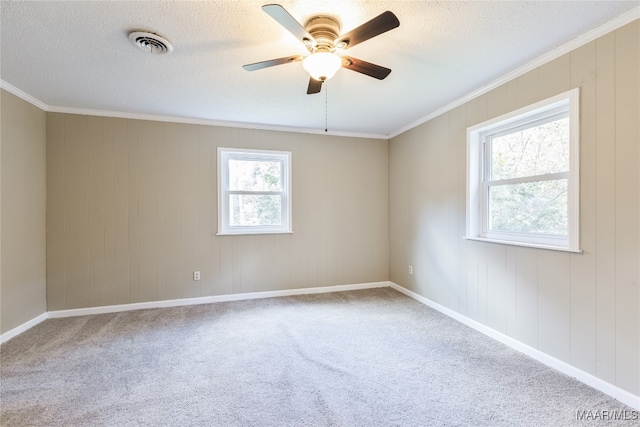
[0,288,635,426]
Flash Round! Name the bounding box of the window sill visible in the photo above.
[216,231,294,236]
[463,236,582,253]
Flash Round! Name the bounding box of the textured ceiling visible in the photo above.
[1,1,637,138]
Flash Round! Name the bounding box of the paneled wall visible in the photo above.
[1,90,47,334]
[46,115,389,310]
[390,21,639,395]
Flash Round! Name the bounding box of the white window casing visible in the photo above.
[217,147,292,235]
[466,88,580,252]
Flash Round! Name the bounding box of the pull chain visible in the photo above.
[325,81,328,133]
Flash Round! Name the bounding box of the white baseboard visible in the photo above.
[47,281,391,319]
[0,312,48,344]
[3,281,391,342]
[8,281,389,322]
[389,282,640,411]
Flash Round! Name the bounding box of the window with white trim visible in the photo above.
[466,88,580,252]
[217,148,292,235]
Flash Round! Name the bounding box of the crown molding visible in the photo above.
[0,80,49,111]
[46,105,388,140]
[0,80,387,140]
[388,6,640,139]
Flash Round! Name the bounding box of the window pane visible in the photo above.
[228,159,281,191]
[229,194,282,226]
[489,179,567,235]
[490,117,569,180]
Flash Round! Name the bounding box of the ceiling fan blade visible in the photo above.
[341,56,391,80]
[336,11,399,50]
[262,4,317,47]
[243,55,303,71]
[307,77,323,94]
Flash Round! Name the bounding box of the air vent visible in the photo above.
[128,31,174,54]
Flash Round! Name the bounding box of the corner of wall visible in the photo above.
[0,88,48,335]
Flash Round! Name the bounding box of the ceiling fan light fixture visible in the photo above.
[303,52,341,81]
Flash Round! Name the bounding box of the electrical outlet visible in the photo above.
[409,265,413,275]
[193,271,201,281]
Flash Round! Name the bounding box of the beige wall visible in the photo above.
[390,21,639,395]
[46,114,389,310]
[0,90,47,334]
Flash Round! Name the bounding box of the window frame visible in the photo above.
[466,88,580,252]
[217,147,292,236]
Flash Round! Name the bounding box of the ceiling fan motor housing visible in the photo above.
[304,16,341,52]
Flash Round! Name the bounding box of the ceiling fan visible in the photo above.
[243,4,400,94]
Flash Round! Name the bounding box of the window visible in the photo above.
[217,147,292,235]
[466,88,580,252]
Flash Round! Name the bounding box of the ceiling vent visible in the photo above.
[128,31,174,54]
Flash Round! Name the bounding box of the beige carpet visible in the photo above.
[0,288,635,426]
